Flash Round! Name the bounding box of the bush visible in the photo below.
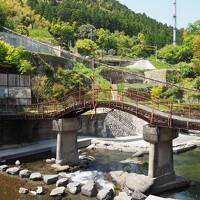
[151,84,164,100]
[76,39,98,56]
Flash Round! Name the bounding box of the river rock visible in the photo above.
[6,167,21,175]
[56,178,69,187]
[51,164,70,172]
[81,180,98,197]
[67,182,81,194]
[132,190,147,200]
[15,160,21,166]
[114,192,133,200]
[30,172,42,181]
[30,191,37,195]
[19,187,29,194]
[36,186,44,195]
[19,169,32,178]
[125,173,153,193]
[43,174,59,184]
[110,171,128,187]
[0,165,8,172]
[97,188,115,200]
[132,151,145,158]
[50,187,65,197]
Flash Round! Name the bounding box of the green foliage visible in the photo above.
[151,84,164,100]
[49,22,76,48]
[158,44,193,64]
[0,0,7,27]
[29,28,53,41]
[73,62,111,90]
[0,40,33,74]
[15,25,29,36]
[194,77,200,91]
[17,60,33,74]
[76,39,98,56]
[27,0,183,48]
[77,24,96,40]
[96,28,117,53]
[162,87,183,102]
[148,57,170,69]
[52,83,65,99]
[179,62,198,79]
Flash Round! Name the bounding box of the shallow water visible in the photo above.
[161,148,200,200]
[1,148,200,200]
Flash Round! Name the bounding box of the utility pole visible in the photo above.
[173,0,177,45]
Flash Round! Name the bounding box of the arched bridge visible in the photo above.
[1,88,200,131]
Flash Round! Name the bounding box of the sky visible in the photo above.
[118,0,200,28]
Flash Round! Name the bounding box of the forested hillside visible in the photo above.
[27,0,183,47]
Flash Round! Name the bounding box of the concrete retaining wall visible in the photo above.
[0,110,146,146]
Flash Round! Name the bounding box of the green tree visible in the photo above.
[76,39,98,56]
[49,22,76,48]
[96,28,117,53]
[0,0,7,27]
[77,24,96,40]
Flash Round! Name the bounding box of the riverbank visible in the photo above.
[0,148,178,200]
[87,134,200,155]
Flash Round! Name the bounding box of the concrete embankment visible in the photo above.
[87,134,200,154]
[0,138,91,162]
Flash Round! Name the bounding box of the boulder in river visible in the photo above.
[97,188,115,200]
[81,180,98,197]
[125,173,153,193]
[114,192,133,200]
[56,178,69,187]
[67,182,81,194]
[50,187,65,197]
[132,190,147,200]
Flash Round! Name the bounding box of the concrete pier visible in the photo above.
[143,125,178,185]
[53,118,80,166]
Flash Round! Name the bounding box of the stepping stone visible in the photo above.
[36,186,44,195]
[43,174,59,184]
[19,169,32,178]
[67,182,81,194]
[50,187,65,197]
[30,172,42,181]
[15,160,21,166]
[0,165,8,172]
[19,187,29,194]
[6,167,21,175]
[56,178,69,187]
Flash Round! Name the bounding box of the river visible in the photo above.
[0,148,200,200]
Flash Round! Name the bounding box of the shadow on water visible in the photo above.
[160,148,200,200]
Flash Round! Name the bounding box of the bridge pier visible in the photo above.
[53,118,80,166]
[143,125,179,188]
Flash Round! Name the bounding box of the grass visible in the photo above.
[149,57,171,69]
[73,63,112,90]
[117,83,153,90]
[29,28,54,42]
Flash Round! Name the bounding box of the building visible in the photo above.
[0,67,31,107]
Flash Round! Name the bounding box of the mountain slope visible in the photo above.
[27,0,183,47]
